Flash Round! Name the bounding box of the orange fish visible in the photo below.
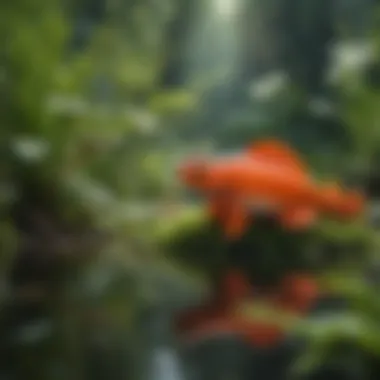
[175,270,320,348]
[178,140,364,239]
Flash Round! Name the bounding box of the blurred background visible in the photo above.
[3,0,380,379]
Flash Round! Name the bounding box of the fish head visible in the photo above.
[177,158,211,191]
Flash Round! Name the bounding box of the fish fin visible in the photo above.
[207,196,232,222]
[224,204,250,240]
[280,208,317,230]
[246,140,307,175]
[208,199,222,220]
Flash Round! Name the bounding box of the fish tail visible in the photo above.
[340,191,365,217]
[320,185,364,218]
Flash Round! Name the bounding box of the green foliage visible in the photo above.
[1,0,201,379]
[292,275,380,377]
[149,90,197,117]
[155,205,358,283]
[154,206,228,276]
[2,0,66,135]
[291,26,380,379]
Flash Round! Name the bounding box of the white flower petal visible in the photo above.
[249,71,289,101]
[11,137,50,163]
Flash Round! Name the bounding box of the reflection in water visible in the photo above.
[151,347,185,380]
